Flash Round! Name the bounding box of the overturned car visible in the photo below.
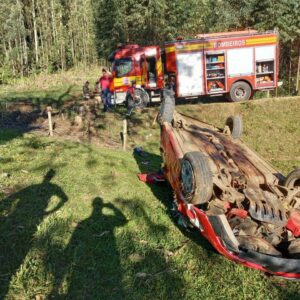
[158,89,300,279]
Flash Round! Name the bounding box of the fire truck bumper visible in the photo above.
[112,92,127,105]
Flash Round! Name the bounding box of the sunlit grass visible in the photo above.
[0,94,300,299]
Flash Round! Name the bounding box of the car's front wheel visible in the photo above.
[180,152,213,205]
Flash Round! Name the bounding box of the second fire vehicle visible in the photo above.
[109,30,279,105]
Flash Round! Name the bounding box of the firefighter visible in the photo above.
[166,75,176,91]
[83,81,90,100]
[94,81,101,105]
[99,68,113,112]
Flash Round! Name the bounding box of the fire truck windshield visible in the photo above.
[114,58,132,77]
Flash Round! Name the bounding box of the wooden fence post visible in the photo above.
[47,106,53,137]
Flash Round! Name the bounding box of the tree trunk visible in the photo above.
[15,38,21,76]
[3,41,9,61]
[18,35,24,77]
[23,36,28,67]
[288,46,292,95]
[71,35,75,64]
[51,0,57,41]
[296,47,300,95]
[8,40,16,76]
[41,31,45,67]
[61,41,65,71]
[32,0,39,66]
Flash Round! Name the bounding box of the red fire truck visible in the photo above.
[109,30,279,104]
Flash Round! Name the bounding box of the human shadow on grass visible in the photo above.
[0,169,68,298]
[50,197,127,299]
[117,197,186,298]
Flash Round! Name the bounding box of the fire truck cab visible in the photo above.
[164,30,279,102]
[110,44,164,105]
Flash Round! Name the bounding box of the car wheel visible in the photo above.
[229,81,251,102]
[225,116,243,139]
[180,152,213,205]
[284,168,300,189]
[158,88,175,124]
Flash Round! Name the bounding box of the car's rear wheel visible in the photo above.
[158,88,175,124]
[284,168,300,189]
[180,152,213,205]
[225,116,243,139]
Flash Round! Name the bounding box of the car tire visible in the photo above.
[284,168,300,189]
[158,88,175,124]
[229,81,251,102]
[181,152,213,205]
[225,116,243,139]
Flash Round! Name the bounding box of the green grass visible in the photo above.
[0,66,102,106]
[1,91,300,299]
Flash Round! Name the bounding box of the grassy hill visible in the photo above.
[1,82,300,299]
[177,96,300,174]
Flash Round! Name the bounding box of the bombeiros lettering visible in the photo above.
[215,40,246,48]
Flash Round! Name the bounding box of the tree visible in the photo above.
[0,0,298,94]
[93,0,128,57]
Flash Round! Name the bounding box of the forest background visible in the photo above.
[0,0,299,94]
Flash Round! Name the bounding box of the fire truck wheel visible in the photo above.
[158,88,175,124]
[225,116,243,139]
[181,152,213,205]
[126,88,150,109]
[284,168,300,189]
[135,88,150,108]
[229,81,251,102]
[126,95,135,109]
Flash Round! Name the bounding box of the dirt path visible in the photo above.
[0,97,124,149]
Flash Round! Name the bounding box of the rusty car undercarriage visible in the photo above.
[159,89,300,278]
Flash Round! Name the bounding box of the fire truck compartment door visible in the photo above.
[176,51,204,97]
[255,45,275,61]
[227,48,254,77]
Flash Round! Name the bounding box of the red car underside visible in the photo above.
[160,111,300,279]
